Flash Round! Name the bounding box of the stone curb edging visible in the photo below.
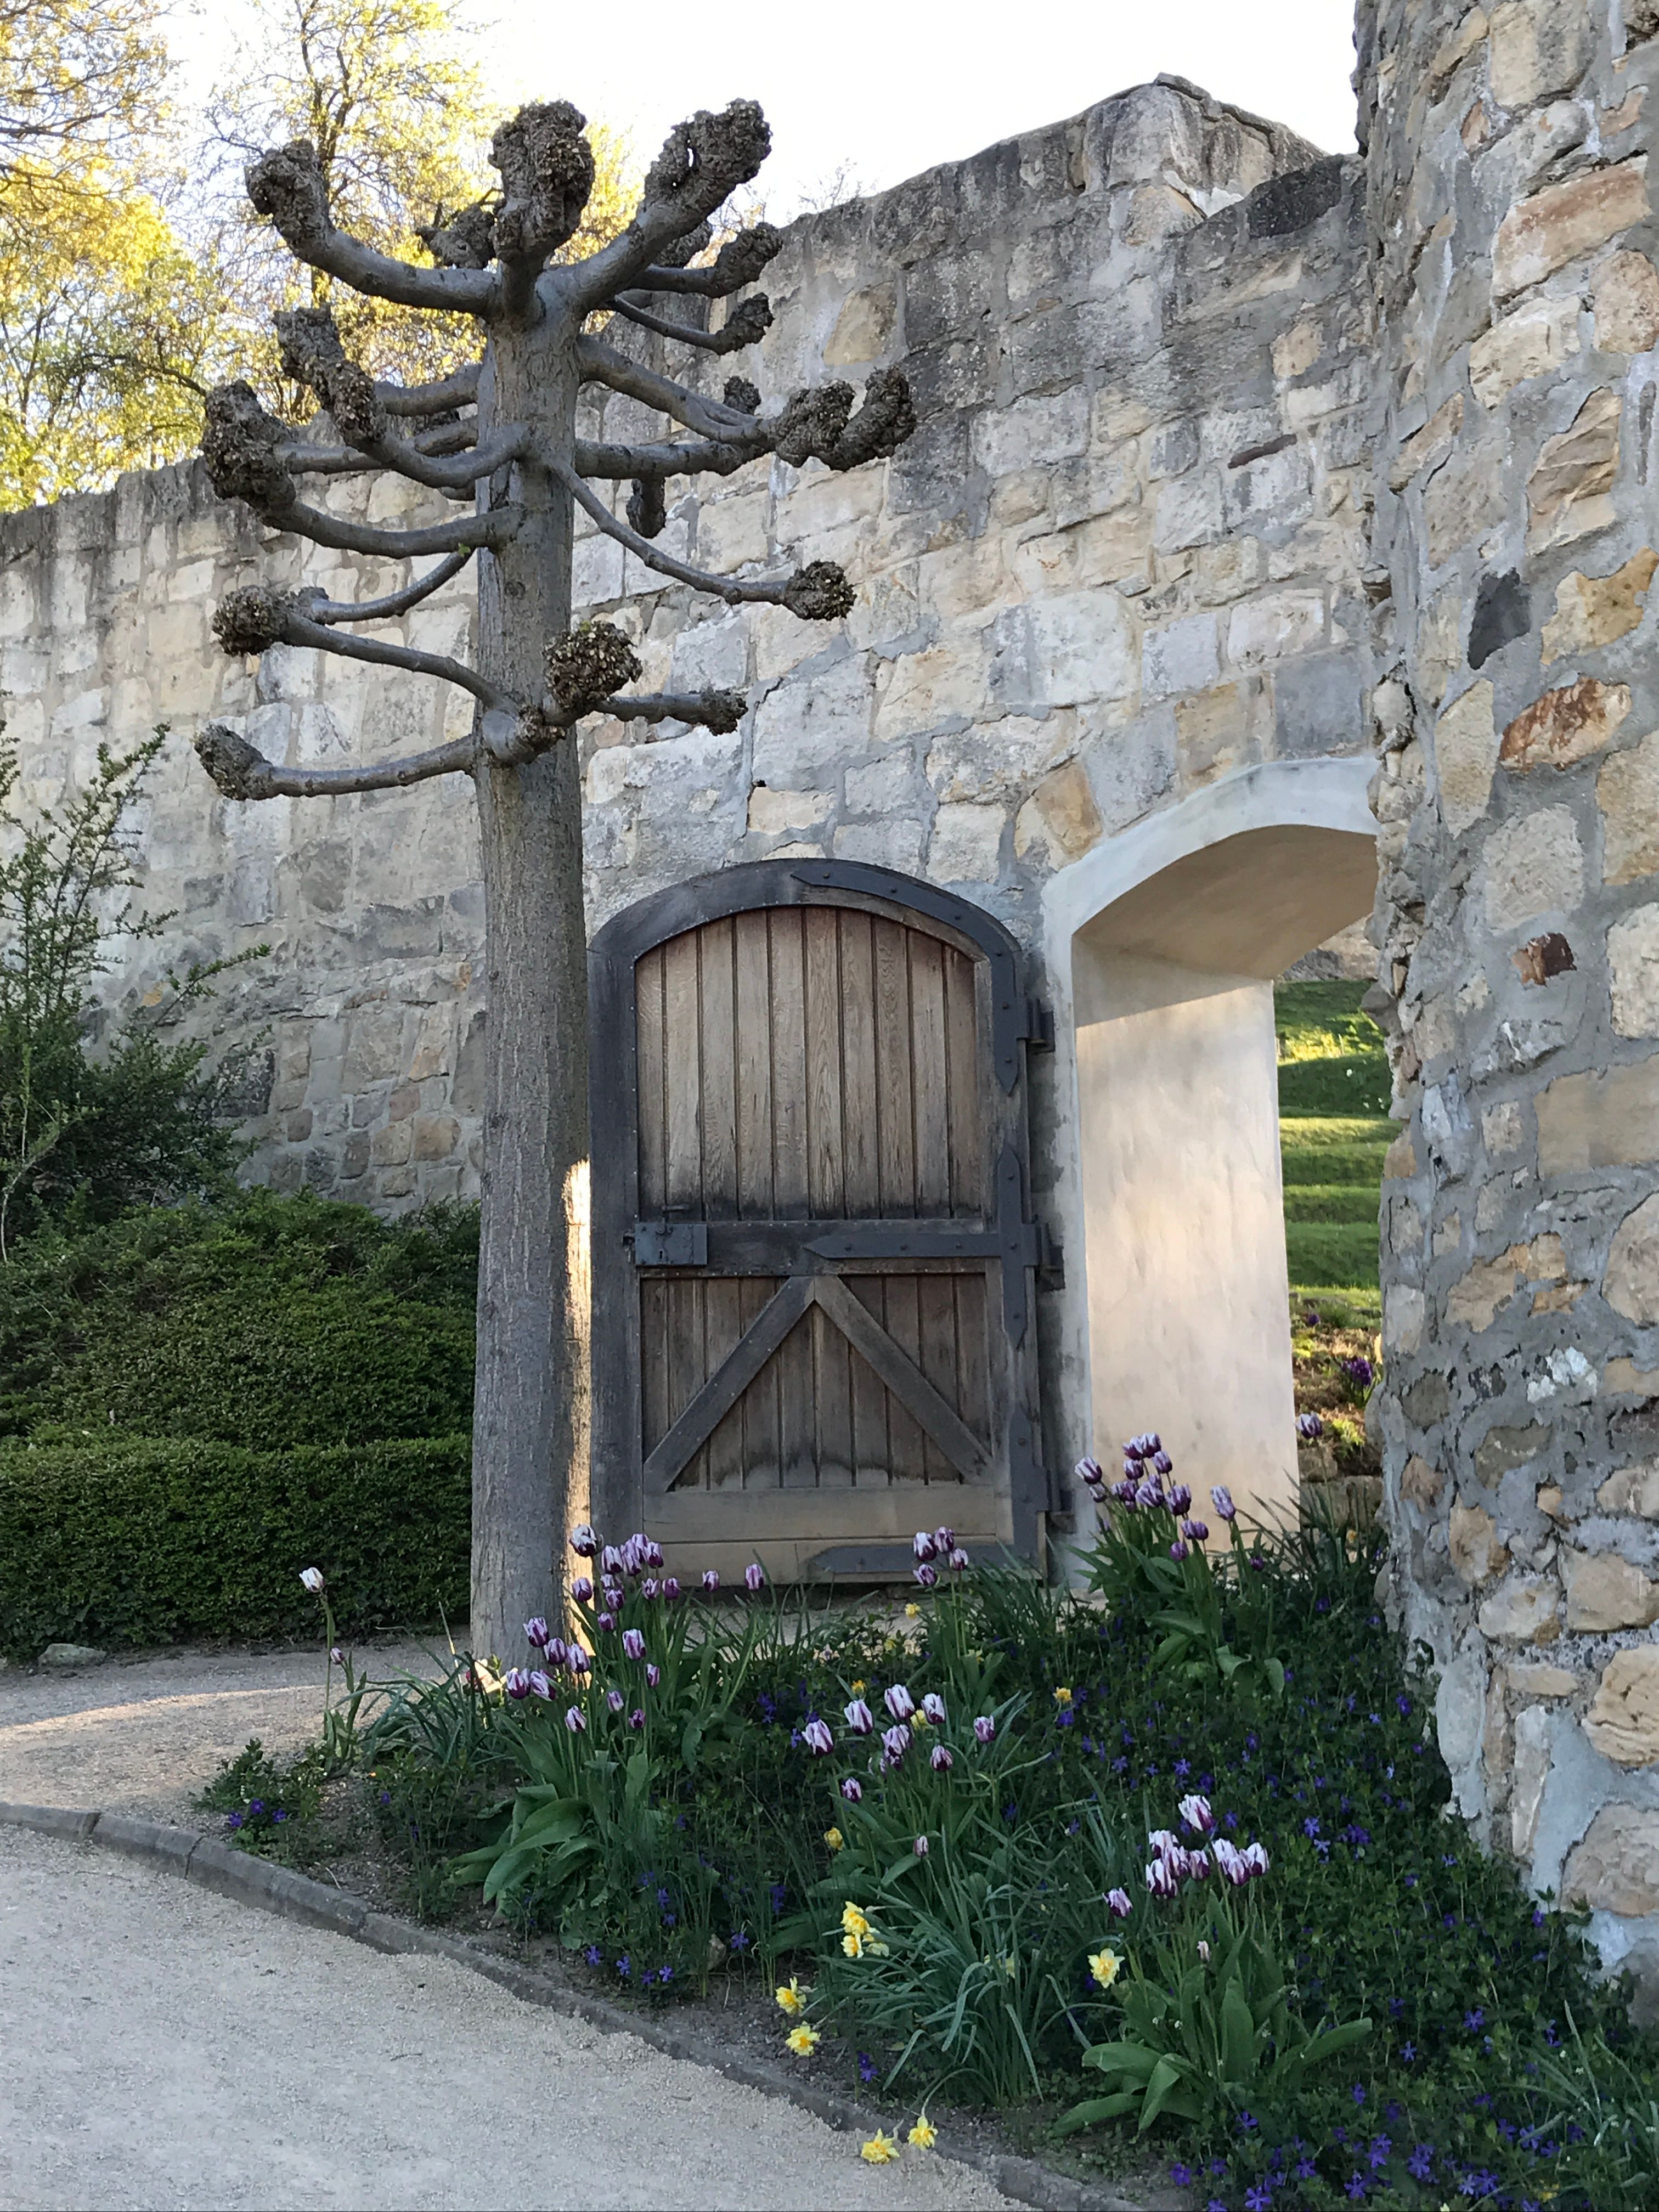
[0,1799,1174,2212]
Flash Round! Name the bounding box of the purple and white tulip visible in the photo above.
[912,1529,936,1563]
[913,1834,929,1857]
[569,1523,598,1557]
[646,1662,661,1688]
[629,1707,645,1730]
[744,1562,765,1593]
[840,1776,864,1802]
[596,1612,616,1634]
[505,1668,532,1699]
[702,1569,720,1593]
[547,1635,569,1667]
[922,1691,947,1725]
[1169,1538,1190,1562]
[528,1669,552,1700]
[622,1628,646,1661]
[524,1616,551,1649]
[1178,1792,1215,1836]
[844,1697,874,1735]
[802,1718,834,1756]
[644,1540,665,1571]
[1107,1886,1133,1919]
[568,1645,591,1675]
[948,1547,970,1572]
[881,1723,912,1764]
[973,1714,996,1745]
[571,1576,594,1603]
[933,1526,955,1554]
[662,1576,680,1599]
[1169,1483,1192,1515]
[1182,1519,1209,1543]
[607,1688,625,1712]
[884,1683,916,1722]
[601,1545,623,1575]
[1210,1485,1237,1521]
[930,1743,953,1773]
[299,1567,325,1594]
[1146,1855,1180,1899]
[565,1705,587,1734]
[914,1562,938,1588]
[641,1578,659,1599]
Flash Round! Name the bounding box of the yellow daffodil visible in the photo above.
[851,1679,866,1692]
[842,1902,871,1937]
[904,1602,920,1618]
[867,1938,889,1956]
[825,1826,844,1852]
[861,2131,899,2164]
[1003,1955,1018,1978]
[908,2113,937,2150]
[843,1931,865,1959]
[1053,1685,1073,1705]
[775,1978,808,2017]
[912,1706,928,1726]
[1088,1946,1121,1990]
[785,2022,821,2056]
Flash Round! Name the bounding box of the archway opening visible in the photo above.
[1069,815,1379,1527]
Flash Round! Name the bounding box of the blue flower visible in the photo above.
[1368,2135,1390,2172]
[729,1928,751,1951]
[859,2053,878,2084]
[1238,2110,1259,2132]
[225,1813,243,1831]
[1402,2042,1417,2062]
[1294,2159,1317,2181]
[249,1800,265,1815]
[1174,1758,1190,1777]
[1245,2184,1272,2211]
[1464,2007,1485,2032]
[1304,1817,1322,1838]
[1346,2177,1368,2202]
[769,1882,787,1915]
[1532,1905,1546,1927]
[1406,2146,1433,2181]
[584,1945,602,1966]
[272,1809,288,1824]
[1351,2083,1366,2106]
[1169,2165,1193,2188]
[617,1955,631,1977]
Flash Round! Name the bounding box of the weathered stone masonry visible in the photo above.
[1362,0,1659,1988]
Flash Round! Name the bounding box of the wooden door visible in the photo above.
[589,860,1052,1582]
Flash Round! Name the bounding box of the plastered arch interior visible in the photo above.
[1044,758,1379,1526]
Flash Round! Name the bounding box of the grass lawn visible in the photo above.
[1277,982,1390,1335]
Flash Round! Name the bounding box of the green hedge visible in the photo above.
[0,1431,470,1659]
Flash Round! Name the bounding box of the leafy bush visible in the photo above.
[0,1187,478,1443]
[0,731,261,1251]
[0,1429,469,1657]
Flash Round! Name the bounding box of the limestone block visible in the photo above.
[1586,1646,1659,1763]
[754,654,872,781]
[924,718,1068,804]
[1599,733,1659,884]
[825,285,895,365]
[833,817,926,871]
[1494,161,1651,296]
[1481,806,1585,929]
[1565,1547,1659,1628]
[1606,1192,1659,1321]
[1606,1359,1659,1395]
[1013,760,1103,868]
[1451,1502,1511,1584]
[670,616,748,693]
[1594,250,1659,353]
[1388,394,1464,490]
[1483,1101,1526,1155]
[1470,297,1582,407]
[1142,613,1220,697]
[1226,590,1324,667]
[1385,1282,1425,1352]
[927,802,1005,882]
[369,1121,412,1167]
[1425,445,1504,567]
[843,757,916,816]
[1611,904,1659,1035]
[972,388,1089,475]
[1564,1803,1659,1912]
[1538,1057,1659,1172]
[1489,0,1596,106]
[411,1114,459,1163]
[1501,676,1632,769]
[1437,1647,1488,1770]
[1401,1455,1444,1509]
[1601,1460,1659,1514]
[874,636,988,739]
[1526,389,1623,551]
[1124,183,1203,244]
[1543,550,1658,661]
[1013,511,1152,597]
[1506,1662,1579,1696]
[921,535,1014,623]
[1385,1132,1419,1178]
[1025,590,1138,709]
[1415,587,1464,708]
[1477,1575,1562,1643]
[1152,471,1223,553]
[1435,681,1499,833]
[747,787,832,834]
[1510,1702,1554,1858]
[1448,1234,1567,1330]
[696,493,770,575]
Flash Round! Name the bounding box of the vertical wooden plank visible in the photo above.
[769,909,809,1221]
[733,910,773,1220]
[640,1278,671,1459]
[910,931,950,1215]
[664,1277,709,1490]
[917,1271,960,1487]
[847,1276,891,1483]
[812,1301,855,1487]
[838,912,879,1220]
[777,1307,818,1486]
[699,918,738,1219]
[879,1273,928,1483]
[804,907,845,1219]
[872,918,915,1216]
[635,946,666,1215]
[702,1279,748,1487]
[943,944,984,1218]
[738,1274,781,1488]
[662,929,702,1210]
[953,1274,991,1447]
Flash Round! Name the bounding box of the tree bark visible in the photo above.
[468,300,588,1663]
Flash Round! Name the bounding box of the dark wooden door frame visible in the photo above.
[588,858,1054,1567]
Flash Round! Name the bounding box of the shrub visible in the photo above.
[0,1429,469,1657]
[0,1188,478,1443]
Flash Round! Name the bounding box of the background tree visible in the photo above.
[190,96,917,1658]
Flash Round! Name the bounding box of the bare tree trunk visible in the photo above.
[469,312,588,1662]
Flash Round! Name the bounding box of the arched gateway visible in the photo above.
[588,860,1054,1581]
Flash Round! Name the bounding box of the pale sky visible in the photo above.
[165,0,1358,218]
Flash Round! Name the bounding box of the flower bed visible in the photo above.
[214,1453,1659,2209]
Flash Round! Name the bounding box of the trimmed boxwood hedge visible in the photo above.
[0,1431,470,1660]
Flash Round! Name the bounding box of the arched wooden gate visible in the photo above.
[588,860,1053,1582]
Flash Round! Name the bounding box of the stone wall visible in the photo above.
[0,75,1376,1236]
[1362,0,1659,1985]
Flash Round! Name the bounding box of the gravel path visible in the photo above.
[0,1643,446,1821]
[0,1827,1013,2211]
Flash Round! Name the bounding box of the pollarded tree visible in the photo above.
[191,97,917,1661]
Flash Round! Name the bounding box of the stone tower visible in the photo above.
[1364,0,1659,1982]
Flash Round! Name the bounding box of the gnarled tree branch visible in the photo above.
[592,689,747,733]
[610,292,772,356]
[574,336,760,442]
[195,721,482,801]
[558,101,772,314]
[379,363,482,416]
[630,223,784,297]
[574,435,757,481]
[211,585,512,712]
[551,455,854,618]
[247,142,496,316]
